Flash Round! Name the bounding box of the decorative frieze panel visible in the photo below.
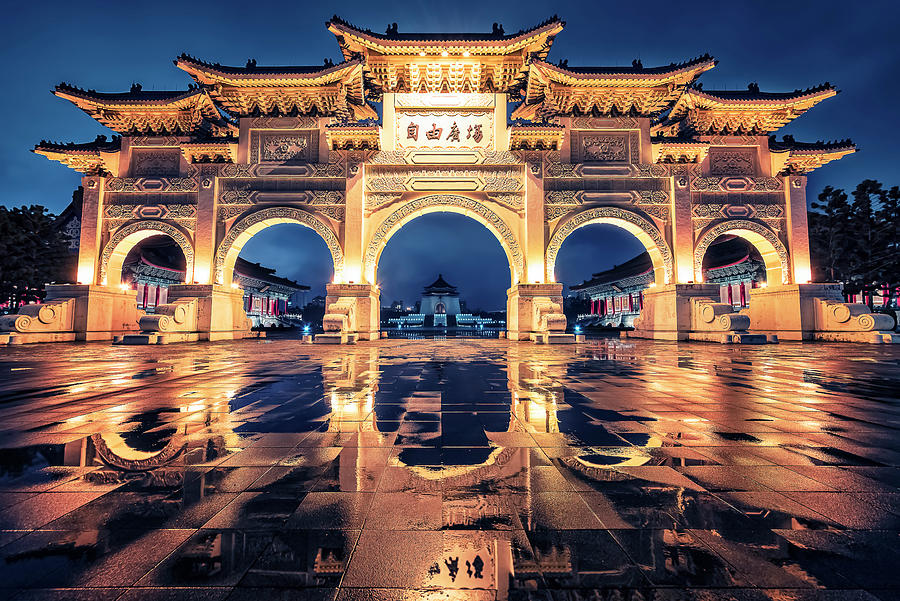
[708,148,757,176]
[366,167,523,193]
[105,204,196,221]
[247,116,320,129]
[632,163,671,178]
[691,176,781,192]
[217,186,345,221]
[582,134,628,162]
[544,189,670,221]
[218,159,345,178]
[106,177,197,193]
[570,117,639,130]
[571,130,640,164]
[251,131,317,163]
[367,149,521,166]
[130,149,181,176]
[692,203,784,220]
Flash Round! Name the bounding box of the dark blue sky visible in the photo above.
[4,0,898,307]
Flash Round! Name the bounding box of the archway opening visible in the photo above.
[233,223,334,331]
[700,234,768,309]
[120,235,187,313]
[376,212,511,337]
[554,222,652,332]
[694,222,788,286]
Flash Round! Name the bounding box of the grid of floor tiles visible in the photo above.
[0,337,897,600]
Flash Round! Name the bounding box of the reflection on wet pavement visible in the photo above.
[0,337,898,600]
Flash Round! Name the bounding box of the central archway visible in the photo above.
[693,220,790,285]
[363,195,524,285]
[215,207,344,285]
[545,207,673,285]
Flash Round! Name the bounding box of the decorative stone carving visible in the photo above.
[709,149,755,175]
[485,193,524,210]
[215,207,343,284]
[640,205,669,220]
[546,207,674,283]
[248,116,319,129]
[131,150,181,176]
[638,190,670,204]
[582,135,628,162]
[106,177,197,193]
[364,195,524,281]
[693,220,790,284]
[104,204,196,220]
[543,160,580,178]
[633,163,670,178]
[366,193,402,210]
[220,164,255,178]
[570,117,638,130]
[99,221,194,285]
[366,167,523,192]
[262,134,310,162]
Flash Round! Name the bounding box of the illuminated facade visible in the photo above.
[7,15,896,344]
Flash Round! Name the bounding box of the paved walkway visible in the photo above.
[0,336,898,600]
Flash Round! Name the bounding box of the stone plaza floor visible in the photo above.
[0,336,898,600]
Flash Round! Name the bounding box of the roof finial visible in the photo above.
[492,22,505,36]
[385,22,398,36]
[246,58,257,68]
[130,82,142,94]
[747,82,760,94]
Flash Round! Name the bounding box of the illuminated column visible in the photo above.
[525,157,545,283]
[785,175,811,283]
[344,157,365,285]
[76,176,105,284]
[670,167,694,283]
[192,165,219,284]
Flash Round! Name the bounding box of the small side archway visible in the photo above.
[363,194,525,285]
[215,207,344,285]
[545,207,673,285]
[99,221,194,286]
[694,220,790,285]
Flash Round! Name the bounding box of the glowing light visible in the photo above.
[119,284,130,291]
[418,51,426,57]
[441,50,449,57]
[759,282,768,289]
[462,51,470,57]
[230,282,240,289]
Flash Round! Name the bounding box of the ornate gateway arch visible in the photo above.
[20,16,893,345]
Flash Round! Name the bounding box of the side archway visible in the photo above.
[215,207,344,285]
[546,207,673,285]
[363,194,524,285]
[99,221,194,286]
[694,220,790,285]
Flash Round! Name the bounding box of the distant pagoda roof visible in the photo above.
[514,55,716,120]
[423,273,458,294]
[175,54,375,119]
[571,236,761,292]
[234,258,308,291]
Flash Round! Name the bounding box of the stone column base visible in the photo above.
[0,284,141,345]
[626,284,765,343]
[747,283,898,343]
[315,283,380,344]
[506,283,573,344]
[115,284,252,345]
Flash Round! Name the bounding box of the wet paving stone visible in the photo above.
[0,336,897,599]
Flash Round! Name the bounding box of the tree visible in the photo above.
[809,186,852,282]
[809,179,900,309]
[0,205,71,310]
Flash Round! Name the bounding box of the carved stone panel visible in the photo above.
[251,130,318,164]
[130,150,181,176]
[582,134,628,162]
[708,148,757,176]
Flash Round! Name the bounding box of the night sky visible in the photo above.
[4,0,898,308]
